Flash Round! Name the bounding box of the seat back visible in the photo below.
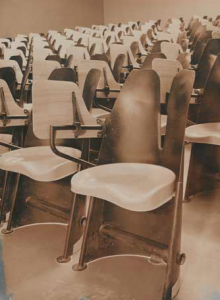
[98,70,161,165]
[48,68,77,82]
[82,69,101,111]
[0,79,27,126]
[77,60,120,94]
[112,54,125,82]
[196,54,220,123]
[32,60,61,81]
[66,45,90,60]
[0,59,23,84]
[160,42,182,60]
[32,80,99,140]
[191,31,212,65]
[141,52,166,70]
[10,55,23,70]
[0,67,17,99]
[152,58,183,103]
[194,38,220,89]
[109,43,129,69]
[45,55,61,64]
[162,70,195,177]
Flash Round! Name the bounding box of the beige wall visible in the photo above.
[0,0,104,37]
[103,0,220,27]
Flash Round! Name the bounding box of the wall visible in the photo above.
[0,0,104,37]
[103,0,220,27]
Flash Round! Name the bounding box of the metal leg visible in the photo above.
[0,171,9,227]
[73,196,95,271]
[57,193,86,263]
[2,173,20,235]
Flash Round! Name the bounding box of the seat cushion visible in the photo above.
[185,122,220,145]
[0,134,13,154]
[71,163,176,212]
[0,146,81,182]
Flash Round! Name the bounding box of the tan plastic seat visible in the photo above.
[71,163,175,212]
[185,122,220,145]
[0,146,81,182]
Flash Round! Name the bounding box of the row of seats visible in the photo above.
[0,14,220,300]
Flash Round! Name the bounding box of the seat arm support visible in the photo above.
[50,125,101,168]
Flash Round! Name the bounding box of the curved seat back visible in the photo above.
[32,60,61,82]
[194,38,220,89]
[32,80,99,140]
[0,79,27,127]
[152,58,183,103]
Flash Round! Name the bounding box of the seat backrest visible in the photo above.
[82,69,101,111]
[141,52,166,70]
[162,69,195,177]
[151,40,168,53]
[0,67,17,99]
[0,60,23,84]
[152,58,183,103]
[45,54,61,64]
[98,70,161,165]
[10,55,23,70]
[77,59,120,93]
[109,43,129,68]
[48,67,77,82]
[33,48,53,61]
[160,42,182,60]
[66,45,90,60]
[0,79,27,126]
[32,80,99,139]
[32,60,61,81]
[194,38,220,89]
[196,54,220,123]
[112,54,125,83]
[191,30,212,65]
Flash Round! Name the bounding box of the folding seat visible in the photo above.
[32,48,53,61]
[88,36,106,55]
[52,69,194,298]
[77,59,121,103]
[45,54,61,64]
[160,42,183,60]
[48,68,77,82]
[0,79,102,259]
[185,54,220,201]
[4,49,27,67]
[152,58,183,104]
[0,59,23,84]
[32,60,61,82]
[193,38,220,89]
[190,30,212,65]
[141,52,166,70]
[9,55,23,71]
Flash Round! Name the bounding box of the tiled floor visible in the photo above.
[1,145,220,300]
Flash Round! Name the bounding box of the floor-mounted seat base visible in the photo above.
[1,223,177,300]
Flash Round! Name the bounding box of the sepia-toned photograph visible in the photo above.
[0,0,220,299]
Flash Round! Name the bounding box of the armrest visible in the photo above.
[50,123,104,168]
